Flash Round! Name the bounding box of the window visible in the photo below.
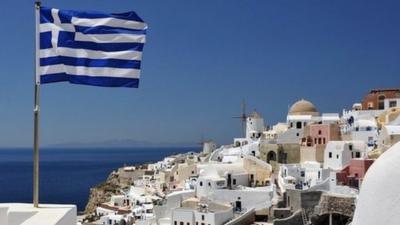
[290,122,293,128]
[202,215,205,220]
[192,171,195,174]
[208,182,211,187]
[336,154,339,159]
[296,122,302,129]
[368,102,373,109]
[349,144,353,151]
[233,179,237,185]
[296,133,299,137]
[314,138,317,144]
[187,223,190,225]
[318,130,322,135]
[199,181,203,186]
[323,138,326,144]
[180,222,184,225]
[300,171,305,177]
[355,152,361,158]
[318,138,322,144]
[389,101,397,108]
[329,152,332,158]
[174,222,177,225]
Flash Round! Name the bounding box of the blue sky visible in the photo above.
[0,0,399,147]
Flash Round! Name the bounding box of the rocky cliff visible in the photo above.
[84,170,124,215]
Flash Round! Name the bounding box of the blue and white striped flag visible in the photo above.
[39,7,147,88]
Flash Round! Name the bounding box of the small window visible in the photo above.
[192,171,195,174]
[174,222,177,225]
[329,152,332,158]
[180,222,184,225]
[389,101,397,108]
[300,171,305,177]
[349,144,353,151]
[208,182,211,187]
[290,122,293,128]
[318,130,322,135]
[199,181,203,186]
[336,154,339,159]
[202,215,205,220]
[355,152,361,158]
[323,138,326,144]
[187,223,190,225]
[233,179,237,185]
[296,122,302,129]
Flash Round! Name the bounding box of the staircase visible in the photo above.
[301,208,310,225]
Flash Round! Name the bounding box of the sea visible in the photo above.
[0,147,199,212]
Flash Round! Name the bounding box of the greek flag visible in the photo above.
[39,7,147,88]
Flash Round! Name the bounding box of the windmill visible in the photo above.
[232,99,248,137]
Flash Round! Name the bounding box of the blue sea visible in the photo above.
[0,147,198,211]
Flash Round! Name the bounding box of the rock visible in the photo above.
[84,170,124,215]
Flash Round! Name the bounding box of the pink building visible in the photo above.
[300,123,341,163]
[336,158,375,189]
[306,123,341,146]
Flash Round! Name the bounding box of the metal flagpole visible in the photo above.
[33,0,41,208]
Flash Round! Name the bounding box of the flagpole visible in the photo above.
[33,0,41,208]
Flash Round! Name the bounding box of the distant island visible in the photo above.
[45,139,198,148]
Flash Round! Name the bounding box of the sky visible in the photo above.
[0,0,399,147]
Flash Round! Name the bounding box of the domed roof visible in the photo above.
[288,99,319,116]
[249,111,262,119]
[352,142,400,225]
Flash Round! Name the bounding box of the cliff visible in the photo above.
[84,170,124,215]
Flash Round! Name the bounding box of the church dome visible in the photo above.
[352,142,400,225]
[288,99,319,116]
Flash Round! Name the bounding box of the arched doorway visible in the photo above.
[267,151,277,163]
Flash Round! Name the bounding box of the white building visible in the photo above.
[202,141,217,154]
[246,111,265,140]
[0,203,76,225]
[323,141,368,170]
[279,161,331,190]
[384,98,400,109]
[341,107,382,147]
[263,123,288,140]
[278,99,320,144]
[350,119,378,148]
[99,214,130,225]
[379,125,400,149]
[171,199,234,225]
